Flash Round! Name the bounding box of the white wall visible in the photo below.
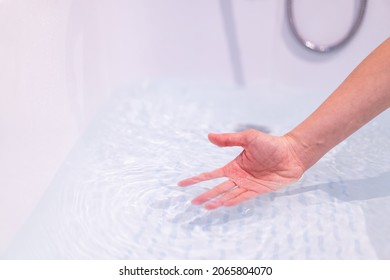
[232,0,389,92]
[0,0,389,254]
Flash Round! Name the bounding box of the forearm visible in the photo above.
[285,37,390,171]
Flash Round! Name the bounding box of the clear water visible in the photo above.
[4,82,390,259]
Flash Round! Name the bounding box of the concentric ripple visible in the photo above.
[5,82,390,259]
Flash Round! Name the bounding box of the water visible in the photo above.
[4,82,390,259]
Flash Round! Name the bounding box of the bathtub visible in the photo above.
[1,0,389,258]
[3,81,390,259]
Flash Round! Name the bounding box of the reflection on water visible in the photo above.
[4,83,390,259]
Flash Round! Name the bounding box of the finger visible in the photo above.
[223,190,259,207]
[191,180,236,205]
[177,167,225,187]
[204,187,246,210]
[208,131,250,148]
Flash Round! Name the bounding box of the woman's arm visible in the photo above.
[286,37,390,171]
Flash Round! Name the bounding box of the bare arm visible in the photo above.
[286,37,390,171]
[179,38,390,209]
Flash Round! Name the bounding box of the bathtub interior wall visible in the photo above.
[0,0,389,254]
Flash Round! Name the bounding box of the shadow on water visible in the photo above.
[275,171,390,259]
[234,124,271,133]
[279,171,390,202]
[167,171,390,231]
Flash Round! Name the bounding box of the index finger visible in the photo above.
[177,167,225,187]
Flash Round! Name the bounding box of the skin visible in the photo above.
[178,37,390,210]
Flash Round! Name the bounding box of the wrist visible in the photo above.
[282,131,321,172]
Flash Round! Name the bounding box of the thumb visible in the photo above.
[208,131,250,147]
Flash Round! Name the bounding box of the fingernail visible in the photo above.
[191,198,203,205]
[205,201,222,210]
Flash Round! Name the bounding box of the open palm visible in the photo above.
[178,129,304,210]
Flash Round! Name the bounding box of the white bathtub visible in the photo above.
[3,82,390,259]
[1,0,389,257]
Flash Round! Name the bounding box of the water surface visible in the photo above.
[5,83,390,259]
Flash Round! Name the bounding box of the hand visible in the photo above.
[178,130,305,210]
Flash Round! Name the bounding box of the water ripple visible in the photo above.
[6,83,390,259]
